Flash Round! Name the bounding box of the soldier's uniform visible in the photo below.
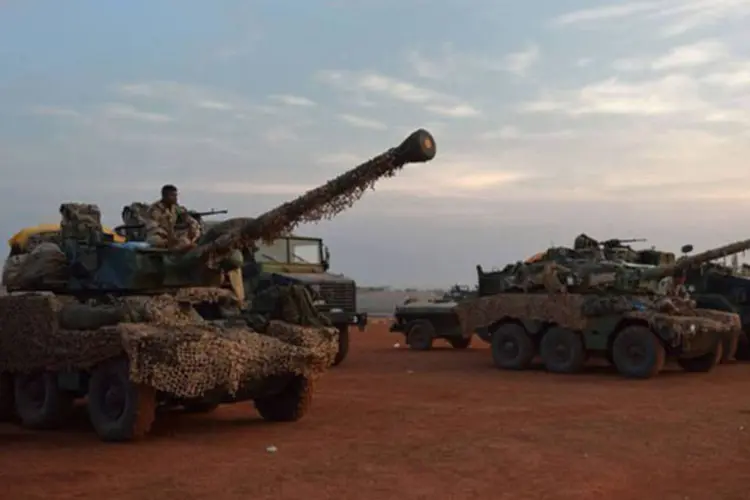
[144,200,201,249]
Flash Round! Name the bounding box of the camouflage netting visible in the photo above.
[194,136,433,264]
[453,293,738,348]
[2,242,68,290]
[0,285,338,399]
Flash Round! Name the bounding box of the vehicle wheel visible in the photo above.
[406,320,434,351]
[677,342,723,373]
[721,332,739,362]
[540,327,586,374]
[611,325,665,379]
[734,331,750,360]
[0,372,15,422]
[183,402,220,414]
[14,371,73,429]
[255,375,313,422]
[332,324,350,366]
[491,323,535,370]
[448,337,472,349]
[87,358,156,442]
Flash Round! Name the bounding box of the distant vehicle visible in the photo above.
[389,284,477,350]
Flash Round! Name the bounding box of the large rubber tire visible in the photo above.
[491,323,535,370]
[0,372,16,422]
[611,325,666,379]
[87,358,157,442]
[332,325,350,366]
[734,330,750,360]
[677,342,723,373]
[448,337,472,349]
[539,327,586,374]
[722,332,739,363]
[406,320,434,351]
[254,375,313,422]
[13,371,74,430]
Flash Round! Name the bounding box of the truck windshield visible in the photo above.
[289,238,322,264]
[254,237,322,264]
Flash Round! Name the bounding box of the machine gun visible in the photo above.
[601,238,647,248]
[115,208,228,239]
[186,209,228,223]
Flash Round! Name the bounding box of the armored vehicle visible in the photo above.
[574,234,750,360]
[389,285,477,350]
[677,247,750,359]
[0,128,437,442]
[454,240,748,379]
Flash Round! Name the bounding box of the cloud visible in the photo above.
[504,44,540,77]
[479,126,576,141]
[261,126,300,144]
[552,2,658,25]
[407,43,540,81]
[337,113,388,130]
[29,106,82,118]
[113,81,261,114]
[268,94,317,107]
[100,103,173,123]
[315,152,362,166]
[703,61,750,88]
[316,69,480,118]
[651,39,728,70]
[197,100,232,110]
[423,104,480,118]
[553,0,750,37]
[520,74,708,116]
[611,39,728,73]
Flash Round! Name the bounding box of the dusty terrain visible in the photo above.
[2,320,750,500]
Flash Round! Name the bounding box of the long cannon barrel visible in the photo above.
[193,129,436,261]
[639,238,750,281]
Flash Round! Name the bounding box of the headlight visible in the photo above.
[689,324,696,333]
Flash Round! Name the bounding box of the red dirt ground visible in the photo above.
[2,320,750,500]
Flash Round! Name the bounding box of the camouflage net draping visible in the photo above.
[0,285,338,399]
[195,147,415,262]
[452,293,740,348]
[2,243,68,290]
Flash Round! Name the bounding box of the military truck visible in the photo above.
[454,240,748,379]
[244,233,367,366]
[0,128,437,441]
[389,285,477,350]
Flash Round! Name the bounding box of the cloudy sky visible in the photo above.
[2,0,750,288]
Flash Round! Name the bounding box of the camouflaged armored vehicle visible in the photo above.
[0,129,437,442]
[390,285,477,350]
[454,240,748,379]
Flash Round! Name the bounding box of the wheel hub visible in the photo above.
[23,376,46,409]
[502,338,519,358]
[101,378,126,421]
[626,343,646,363]
[553,342,570,361]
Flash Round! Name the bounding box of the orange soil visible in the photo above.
[2,320,750,500]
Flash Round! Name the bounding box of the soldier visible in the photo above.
[145,184,202,251]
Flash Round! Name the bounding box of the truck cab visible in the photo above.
[243,234,367,366]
